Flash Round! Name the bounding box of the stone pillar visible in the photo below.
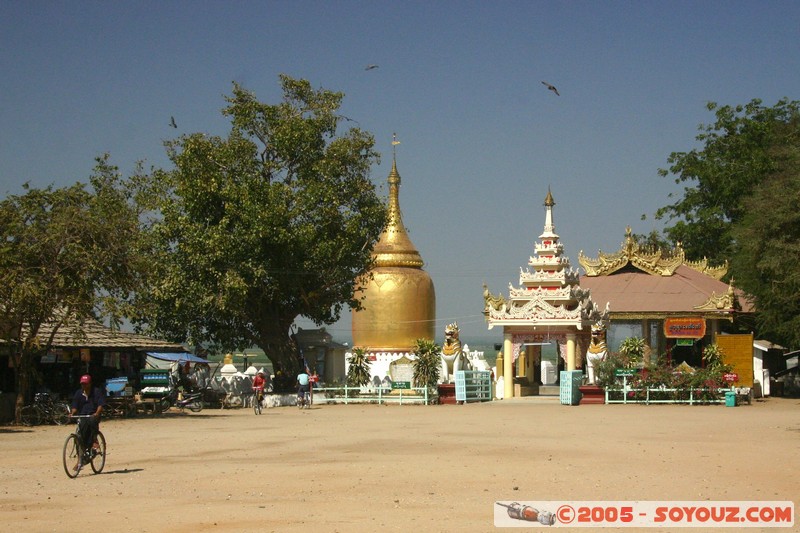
[503,333,514,399]
[566,333,576,371]
[495,351,504,379]
[518,350,527,378]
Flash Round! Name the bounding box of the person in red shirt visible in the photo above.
[308,370,319,405]
[252,371,267,406]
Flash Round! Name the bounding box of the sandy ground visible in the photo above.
[1,396,798,533]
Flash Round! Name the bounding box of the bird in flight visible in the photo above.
[365,64,379,70]
[169,116,177,128]
[541,81,560,96]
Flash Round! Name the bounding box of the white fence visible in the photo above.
[312,386,433,405]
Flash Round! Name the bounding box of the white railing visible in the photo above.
[312,386,432,405]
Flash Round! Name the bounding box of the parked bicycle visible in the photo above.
[62,415,106,478]
[20,393,70,426]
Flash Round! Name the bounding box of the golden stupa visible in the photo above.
[351,150,435,352]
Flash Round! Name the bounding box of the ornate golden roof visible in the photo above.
[579,226,728,278]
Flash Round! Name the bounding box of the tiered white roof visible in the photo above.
[483,189,608,329]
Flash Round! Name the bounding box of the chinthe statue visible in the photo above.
[585,321,608,384]
[440,322,471,383]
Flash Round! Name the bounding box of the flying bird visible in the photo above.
[541,81,560,96]
[169,116,177,128]
[365,64,379,70]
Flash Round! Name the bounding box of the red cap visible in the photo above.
[80,374,91,384]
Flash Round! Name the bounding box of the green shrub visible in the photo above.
[412,338,441,390]
[346,347,372,387]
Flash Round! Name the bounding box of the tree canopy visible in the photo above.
[656,98,800,264]
[730,143,800,347]
[131,76,387,383]
[656,98,800,347]
[0,157,144,419]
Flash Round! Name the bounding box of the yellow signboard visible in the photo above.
[714,333,753,387]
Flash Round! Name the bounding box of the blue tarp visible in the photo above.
[145,352,208,364]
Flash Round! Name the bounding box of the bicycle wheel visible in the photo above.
[90,431,106,474]
[63,433,82,478]
[20,405,42,426]
[51,403,70,425]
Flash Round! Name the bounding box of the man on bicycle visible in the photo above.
[70,374,105,452]
[252,371,267,403]
[296,367,310,406]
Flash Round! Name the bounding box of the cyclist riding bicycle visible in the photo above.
[70,374,105,452]
[252,371,267,402]
[296,368,310,406]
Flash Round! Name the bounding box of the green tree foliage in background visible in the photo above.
[656,98,800,347]
[0,157,144,421]
[131,76,388,382]
[412,339,441,390]
[730,141,800,347]
[656,98,799,263]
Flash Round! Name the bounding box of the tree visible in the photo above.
[131,76,387,384]
[656,98,800,264]
[0,157,144,421]
[730,144,800,347]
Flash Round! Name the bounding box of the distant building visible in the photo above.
[1,318,187,421]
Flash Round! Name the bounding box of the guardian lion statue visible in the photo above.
[440,322,471,383]
[585,321,608,384]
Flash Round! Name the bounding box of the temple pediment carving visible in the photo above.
[579,226,728,278]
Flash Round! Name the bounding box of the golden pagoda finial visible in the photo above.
[372,137,423,268]
[392,132,400,161]
[544,187,555,207]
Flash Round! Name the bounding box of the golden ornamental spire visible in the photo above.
[544,187,555,207]
[372,136,424,268]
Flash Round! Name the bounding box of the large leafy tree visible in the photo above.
[0,157,144,421]
[730,144,800,347]
[656,98,800,347]
[132,76,387,385]
[656,98,800,264]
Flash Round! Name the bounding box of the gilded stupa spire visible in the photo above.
[372,135,424,268]
[540,187,558,239]
[351,134,436,351]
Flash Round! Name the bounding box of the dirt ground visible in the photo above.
[1,396,798,533]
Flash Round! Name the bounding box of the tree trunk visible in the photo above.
[13,349,32,425]
[255,318,302,393]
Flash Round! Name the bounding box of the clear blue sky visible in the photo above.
[2,2,798,345]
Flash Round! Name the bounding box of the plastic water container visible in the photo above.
[724,391,737,407]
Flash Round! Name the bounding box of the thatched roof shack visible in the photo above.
[0,318,188,408]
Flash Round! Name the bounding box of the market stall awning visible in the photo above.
[145,352,208,364]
